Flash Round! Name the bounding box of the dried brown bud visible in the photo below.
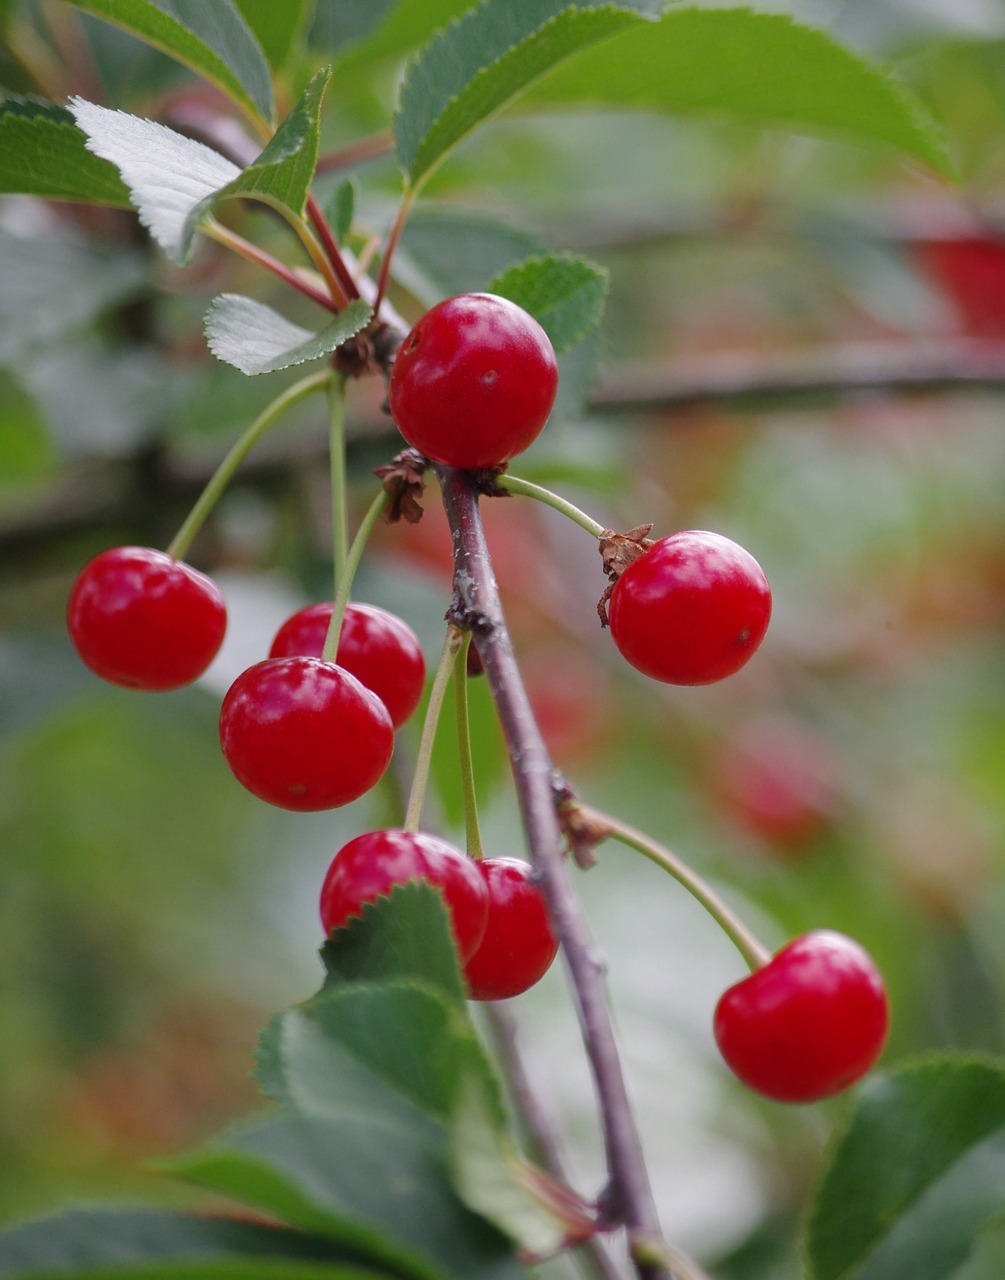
[373,448,428,524]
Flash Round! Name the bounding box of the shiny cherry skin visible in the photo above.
[269,602,425,730]
[608,531,771,685]
[463,858,559,1001]
[67,545,226,691]
[713,930,889,1104]
[219,656,393,811]
[388,293,558,470]
[320,829,488,961]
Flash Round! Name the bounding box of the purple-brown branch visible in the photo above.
[437,467,674,1280]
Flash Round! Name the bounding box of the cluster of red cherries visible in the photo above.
[65,291,888,1103]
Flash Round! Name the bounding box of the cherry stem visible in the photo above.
[437,467,674,1280]
[373,188,414,316]
[569,801,771,972]
[166,369,332,562]
[403,625,464,834]
[320,487,392,663]
[454,632,484,858]
[306,193,362,302]
[279,207,351,309]
[495,475,606,539]
[202,218,340,313]
[327,374,350,592]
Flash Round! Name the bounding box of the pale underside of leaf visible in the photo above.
[204,296,372,376]
[69,99,239,264]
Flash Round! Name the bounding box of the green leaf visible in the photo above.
[0,98,131,205]
[395,1,647,188]
[450,1076,567,1256]
[256,982,478,1124]
[310,0,403,54]
[0,229,147,366]
[528,8,954,176]
[320,881,468,1007]
[0,1206,382,1278]
[167,1113,523,1280]
[429,675,508,832]
[204,296,372,376]
[397,206,542,303]
[326,178,358,245]
[487,253,608,355]
[806,1056,1005,1280]
[182,66,332,251]
[234,0,311,70]
[60,0,273,124]
[69,99,239,263]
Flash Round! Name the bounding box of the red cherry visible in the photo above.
[388,293,558,470]
[67,545,226,691]
[716,715,841,852]
[713,930,889,1104]
[269,602,425,730]
[915,236,1005,338]
[608,531,771,685]
[320,829,488,961]
[219,657,393,811]
[463,858,559,1001]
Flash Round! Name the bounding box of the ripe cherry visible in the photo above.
[463,857,559,1001]
[320,829,488,961]
[608,531,771,685]
[388,292,559,470]
[269,602,425,730]
[219,657,393,811]
[713,930,889,1104]
[67,545,226,691]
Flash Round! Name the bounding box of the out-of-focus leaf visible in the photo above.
[165,1110,523,1280]
[234,0,311,70]
[204,295,372,376]
[326,179,357,245]
[0,1206,380,1278]
[309,0,402,54]
[395,1,647,187]
[807,1056,1005,1280]
[528,8,954,175]
[0,230,147,366]
[397,206,542,303]
[488,253,608,354]
[0,98,131,205]
[61,0,273,123]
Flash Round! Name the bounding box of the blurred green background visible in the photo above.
[5,1,1005,1276]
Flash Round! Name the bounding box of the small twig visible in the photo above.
[306,193,362,302]
[316,130,396,175]
[374,190,415,315]
[485,1004,626,1280]
[437,468,674,1280]
[202,218,340,313]
[592,339,1005,415]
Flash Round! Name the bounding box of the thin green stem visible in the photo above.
[572,801,771,972]
[454,632,484,858]
[320,487,391,662]
[327,374,349,594]
[496,475,607,539]
[403,626,464,834]
[166,369,332,561]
